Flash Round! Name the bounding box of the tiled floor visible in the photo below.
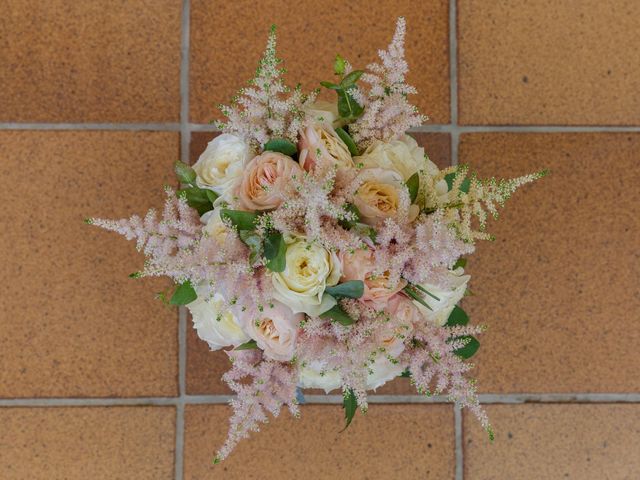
[1,1,638,479]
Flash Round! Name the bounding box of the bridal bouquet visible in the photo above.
[88,18,545,461]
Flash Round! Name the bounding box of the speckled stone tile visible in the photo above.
[457,0,640,125]
[0,131,179,397]
[0,0,181,122]
[184,404,454,479]
[186,132,450,395]
[458,133,640,393]
[190,0,449,124]
[464,404,640,479]
[0,407,175,479]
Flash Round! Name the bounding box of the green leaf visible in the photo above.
[264,138,298,156]
[205,189,219,203]
[235,339,259,350]
[325,280,364,299]
[340,70,364,87]
[335,127,359,156]
[406,172,420,203]
[264,232,287,272]
[403,285,432,311]
[444,172,471,193]
[220,209,259,230]
[453,257,467,270]
[175,161,197,186]
[333,54,346,76]
[341,389,358,431]
[238,230,263,265]
[320,80,342,91]
[338,203,361,229]
[170,281,197,305]
[337,88,364,119]
[446,305,469,327]
[177,187,215,215]
[320,304,355,326]
[454,335,480,359]
[400,368,411,378]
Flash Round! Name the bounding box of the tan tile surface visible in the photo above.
[458,0,640,125]
[184,404,454,479]
[0,131,179,397]
[458,133,640,393]
[186,132,450,395]
[0,407,175,479]
[190,0,450,124]
[0,1,181,122]
[464,404,640,479]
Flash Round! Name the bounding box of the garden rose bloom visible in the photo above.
[355,135,425,181]
[352,168,418,225]
[271,239,342,316]
[201,208,229,245]
[238,151,302,211]
[187,285,250,350]
[341,249,406,307]
[193,134,251,196]
[298,361,342,393]
[366,355,406,390]
[414,268,470,326]
[304,100,342,128]
[243,301,303,361]
[298,123,353,172]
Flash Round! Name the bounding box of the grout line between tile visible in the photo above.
[455,404,463,480]
[175,1,191,479]
[449,0,459,168]
[0,123,181,131]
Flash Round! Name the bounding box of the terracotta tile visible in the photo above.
[190,0,449,124]
[0,131,180,397]
[184,404,454,479]
[458,133,640,392]
[0,1,181,122]
[0,407,175,479]
[458,1,640,125]
[186,133,450,395]
[464,404,640,479]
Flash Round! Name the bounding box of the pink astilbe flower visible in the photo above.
[215,349,300,462]
[350,17,426,148]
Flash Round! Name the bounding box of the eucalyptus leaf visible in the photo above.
[406,172,420,203]
[341,388,358,431]
[325,280,364,299]
[264,232,287,272]
[264,138,298,156]
[444,172,471,193]
[340,70,364,87]
[239,230,263,265]
[446,305,469,327]
[454,335,480,359]
[175,161,197,186]
[220,209,259,230]
[320,304,355,326]
[169,281,197,305]
[335,127,359,156]
[320,80,341,91]
[235,339,259,350]
[178,187,214,215]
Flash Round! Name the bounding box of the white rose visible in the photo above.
[366,355,405,390]
[192,134,251,195]
[414,268,470,326]
[298,361,342,393]
[355,135,425,181]
[187,285,249,350]
[304,100,343,128]
[243,300,303,361]
[271,239,342,316]
[200,208,229,245]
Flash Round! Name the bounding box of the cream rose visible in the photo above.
[355,135,425,181]
[304,100,343,128]
[193,134,251,196]
[341,249,406,307]
[366,355,406,390]
[298,361,342,393]
[187,285,250,350]
[352,168,419,225]
[414,268,470,326]
[243,300,303,361]
[298,123,353,172]
[201,208,229,245]
[237,151,302,211]
[271,239,342,316]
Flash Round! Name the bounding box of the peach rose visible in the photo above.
[238,151,302,211]
[298,123,353,173]
[341,249,407,307]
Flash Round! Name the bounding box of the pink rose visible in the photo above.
[341,249,407,307]
[238,151,302,211]
[298,123,353,173]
